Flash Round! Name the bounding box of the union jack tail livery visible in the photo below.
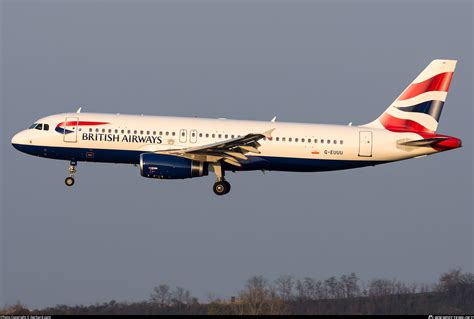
[365,59,456,134]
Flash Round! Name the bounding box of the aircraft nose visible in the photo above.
[11,130,28,150]
[11,132,20,145]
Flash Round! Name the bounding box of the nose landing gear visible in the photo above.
[65,161,77,187]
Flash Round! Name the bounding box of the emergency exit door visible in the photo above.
[179,129,187,143]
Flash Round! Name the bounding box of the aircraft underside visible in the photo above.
[13,144,388,173]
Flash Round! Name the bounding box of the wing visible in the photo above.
[157,129,275,167]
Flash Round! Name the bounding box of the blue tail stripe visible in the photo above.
[395,100,444,121]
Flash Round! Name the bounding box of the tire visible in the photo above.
[65,177,75,187]
[222,181,231,194]
[213,181,229,195]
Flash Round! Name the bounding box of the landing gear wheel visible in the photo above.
[213,181,230,195]
[222,181,231,194]
[65,177,75,187]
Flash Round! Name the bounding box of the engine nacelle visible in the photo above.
[140,153,208,179]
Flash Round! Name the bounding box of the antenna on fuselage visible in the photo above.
[76,107,82,113]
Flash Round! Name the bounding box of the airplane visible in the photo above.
[11,59,462,195]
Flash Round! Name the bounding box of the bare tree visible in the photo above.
[274,275,294,301]
[237,276,287,315]
[340,273,361,298]
[367,279,397,297]
[295,279,308,301]
[325,276,343,298]
[437,269,474,292]
[436,268,474,307]
[150,284,172,307]
[239,275,269,315]
[267,284,288,315]
[0,301,30,315]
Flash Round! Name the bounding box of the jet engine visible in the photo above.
[140,153,208,179]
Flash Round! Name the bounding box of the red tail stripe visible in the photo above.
[398,72,453,101]
[379,113,434,134]
[57,121,109,127]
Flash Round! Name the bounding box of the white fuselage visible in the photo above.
[12,112,439,172]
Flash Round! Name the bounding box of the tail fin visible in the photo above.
[364,59,457,134]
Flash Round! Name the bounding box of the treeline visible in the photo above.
[2,269,473,315]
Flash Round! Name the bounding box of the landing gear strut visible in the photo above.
[65,160,77,187]
[211,163,231,196]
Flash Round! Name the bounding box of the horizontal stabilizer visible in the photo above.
[398,137,449,147]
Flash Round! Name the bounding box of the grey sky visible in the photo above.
[1,0,472,309]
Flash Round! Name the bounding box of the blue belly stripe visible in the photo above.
[12,144,389,172]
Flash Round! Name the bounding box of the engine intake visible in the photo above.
[140,153,208,179]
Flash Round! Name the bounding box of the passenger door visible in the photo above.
[358,131,373,157]
[63,117,79,143]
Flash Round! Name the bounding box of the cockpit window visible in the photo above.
[29,123,49,131]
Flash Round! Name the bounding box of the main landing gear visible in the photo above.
[211,163,231,196]
[65,160,77,187]
[213,180,231,196]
